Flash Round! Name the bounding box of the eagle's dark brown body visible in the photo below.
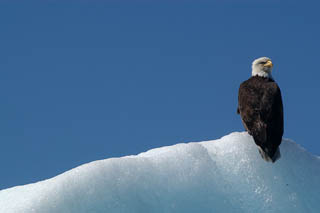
[237,76,283,162]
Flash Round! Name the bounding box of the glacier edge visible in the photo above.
[0,131,319,213]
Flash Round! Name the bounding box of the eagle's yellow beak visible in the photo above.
[264,60,273,68]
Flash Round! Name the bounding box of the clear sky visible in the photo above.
[1,0,320,189]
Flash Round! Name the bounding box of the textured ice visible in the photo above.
[0,132,319,213]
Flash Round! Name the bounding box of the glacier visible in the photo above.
[0,132,319,213]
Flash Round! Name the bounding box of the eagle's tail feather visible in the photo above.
[257,146,281,163]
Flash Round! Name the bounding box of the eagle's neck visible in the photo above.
[252,69,273,79]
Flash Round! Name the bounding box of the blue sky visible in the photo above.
[1,0,320,189]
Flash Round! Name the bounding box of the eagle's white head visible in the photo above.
[252,57,273,78]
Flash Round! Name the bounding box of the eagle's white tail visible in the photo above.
[258,146,281,163]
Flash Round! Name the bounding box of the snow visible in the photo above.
[0,132,319,213]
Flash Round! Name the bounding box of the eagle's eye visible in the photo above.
[260,61,267,64]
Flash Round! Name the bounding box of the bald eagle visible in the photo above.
[237,57,284,163]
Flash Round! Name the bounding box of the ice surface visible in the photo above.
[0,132,319,213]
